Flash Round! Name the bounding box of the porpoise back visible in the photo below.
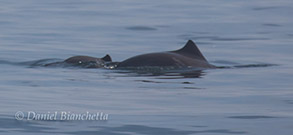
[117,40,215,68]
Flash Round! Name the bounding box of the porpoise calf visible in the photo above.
[64,54,112,68]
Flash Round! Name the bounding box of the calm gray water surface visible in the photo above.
[1,0,293,135]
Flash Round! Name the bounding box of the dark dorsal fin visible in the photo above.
[173,40,207,61]
[102,54,112,62]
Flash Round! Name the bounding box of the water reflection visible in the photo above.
[1,58,277,79]
[228,116,278,119]
[113,68,205,79]
[0,116,246,135]
[126,26,157,31]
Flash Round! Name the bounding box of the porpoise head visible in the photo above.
[64,54,112,68]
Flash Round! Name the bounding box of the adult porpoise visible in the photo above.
[117,40,215,69]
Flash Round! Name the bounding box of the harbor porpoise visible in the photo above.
[43,54,112,68]
[63,54,112,68]
[65,55,111,64]
[117,40,215,69]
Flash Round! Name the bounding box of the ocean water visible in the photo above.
[1,0,293,135]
